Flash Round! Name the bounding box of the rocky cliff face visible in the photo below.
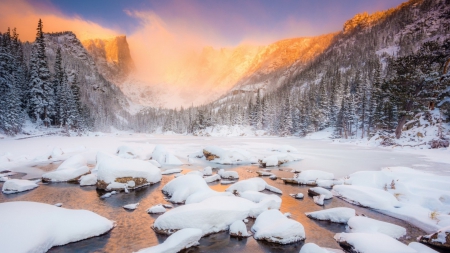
[82,36,136,83]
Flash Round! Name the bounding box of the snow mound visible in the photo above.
[147,204,166,214]
[153,195,277,235]
[252,209,305,244]
[347,216,406,239]
[162,174,230,204]
[79,174,97,186]
[306,207,355,223]
[149,160,161,168]
[314,195,325,206]
[2,179,39,194]
[152,145,183,165]
[117,145,138,159]
[203,146,256,165]
[135,228,202,253]
[334,232,415,253]
[123,203,139,210]
[203,166,212,176]
[96,152,161,190]
[204,174,221,183]
[308,187,333,199]
[42,154,89,182]
[161,169,183,175]
[300,243,336,253]
[332,185,401,209]
[229,220,251,237]
[218,169,239,179]
[239,191,281,209]
[290,193,304,199]
[225,177,282,194]
[0,201,114,253]
[317,179,343,188]
[295,170,334,185]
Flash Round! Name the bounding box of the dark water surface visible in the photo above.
[0,165,440,253]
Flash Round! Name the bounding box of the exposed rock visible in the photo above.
[418,226,450,249]
[429,139,449,149]
[203,149,220,161]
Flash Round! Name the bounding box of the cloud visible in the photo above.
[0,0,119,42]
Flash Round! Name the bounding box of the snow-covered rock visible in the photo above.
[252,209,305,244]
[221,180,235,185]
[332,185,401,209]
[161,169,183,175]
[229,220,251,237]
[96,152,161,190]
[289,193,304,199]
[317,179,343,188]
[308,187,333,199]
[260,153,300,167]
[135,228,202,253]
[100,191,117,199]
[203,166,213,176]
[117,145,138,159]
[306,207,355,223]
[334,232,415,253]
[314,195,326,206]
[204,174,221,183]
[218,169,239,179]
[203,146,256,165]
[42,154,89,182]
[149,160,161,168]
[147,204,167,214]
[2,179,39,194]
[347,216,406,239]
[162,174,230,204]
[261,155,279,167]
[0,201,114,253]
[300,243,338,253]
[153,195,277,235]
[79,174,97,186]
[225,177,282,194]
[123,203,139,210]
[418,225,450,249]
[152,145,183,165]
[296,170,334,185]
[239,191,281,209]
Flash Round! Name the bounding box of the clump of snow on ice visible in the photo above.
[218,169,239,179]
[334,232,415,253]
[96,152,161,189]
[2,179,39,194]
[100,191,117,199]
[0,201,114,253]
[135,228,202,253]
[203,166,213,176]
[204,174,221,183]
[309,187,333,199]
[123,203,139,210]
[347,216,406,238]
[314,195,326,206]
[147,204,166,214]
[229,220,251,237]
[290,193,304,199]
[152,145,183,165]
[42,154,89,182]
[153,195,277,235]
[252,209,305,244]
[306,207,355,223]
[226,177,282,194]
[79,174,97,186]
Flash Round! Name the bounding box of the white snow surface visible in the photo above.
[407,242,439,253]
[334,232,416,253]
[314,194,325,206]
[149,160,161,168]
[295,170,334,184]
[300,243,337,253]
[347,216,406,239]
[161,169,183,175]
[123,203,140,210]
[41,154,89,182]
[2,179,39,194]
[153,195,278,235]
[225,177,282,194]
[96,152,161,186]
[147,204,166,214]
[152,145,183,165]
[203,146,257,165]
[229,220,251,237]
[332,185,401,210]
[309,187,333,199]
[218,169,239,179]
[0,201,114,253]
[204,174,221,183]
[135,228,202,253]
[203,166,212,176]
[79,174,97,186]
[306,207,355,223]
[252,209,305,244]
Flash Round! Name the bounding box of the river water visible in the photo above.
[0,164,444,253]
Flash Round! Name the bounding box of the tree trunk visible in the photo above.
[395,115,407,139]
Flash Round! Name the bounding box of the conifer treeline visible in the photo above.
[0,20,91,135]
